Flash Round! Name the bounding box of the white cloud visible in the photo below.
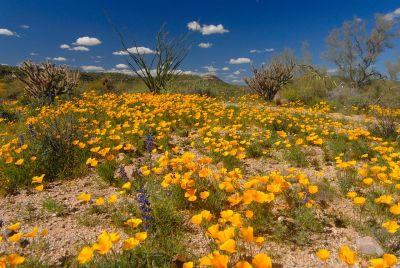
[30,52,38,56]
[74,36,102,46]
[70,46,90,51]
[0,28,15,36]
[201,24,229,35]
[327,68,338,74]
[113,46,155,55]
[187,21,229,35]
[383,8,400,21]
[20,25,30,29]
[202,65,218,74]
[116,63,129,69]
[222,67,229,71]
[60,43,89,51]
[250,48,274,53]
[187,21,201,31]
[233,70,241,75]
[198,42,212,48]
[52,57,67,61]
[81,65,104,72]
[229,57,251,64]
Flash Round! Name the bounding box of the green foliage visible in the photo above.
[0,111,89,193]
[337,169,358,194]
[42,197,65,216]
[97,160,118,184]
[283,146,309,167]
[29,112,89,181]
[0,103,19,122]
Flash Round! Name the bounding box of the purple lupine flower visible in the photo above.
[28,124,36,137]
[145,133,154,168]
[301,190,310,204]
[119,166,129,180]
[137,189,152,231]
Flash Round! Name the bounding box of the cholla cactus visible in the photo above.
[244,60,295,101]
[17,60,80,102]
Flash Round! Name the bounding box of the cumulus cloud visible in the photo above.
[222,67,229,71]
[20,25,30,29]
[113,46,155,55]
[52,57,67,61]
[229,57,251,64]
[70,46,89,51]
[187,21,229,35]
[30,52,38,56]
[202,65,218,74]
[74,36,102,46]
[383,8,400,21]
[187,21,201,31]
[233,70,241,75]
[116,63,129,69]
[60,43,89,51]
[81,65,104,72]
[250,48,275,53]
[201,24,229,35]
[0,28,15,36]
[198,42,212,48]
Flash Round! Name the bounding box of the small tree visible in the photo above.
[385,58,400,80]
[116,25,191,94]
[17,61,80,102]
[244,59,295,101]
[322,15,396,88]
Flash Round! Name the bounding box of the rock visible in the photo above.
[356,236,384,257]
[116,153,125,162]
[114,164,135,180]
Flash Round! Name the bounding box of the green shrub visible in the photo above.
[30,112,89,181]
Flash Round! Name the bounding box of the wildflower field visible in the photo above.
[0,91,400,267]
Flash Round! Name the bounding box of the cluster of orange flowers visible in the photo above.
[0,222,48,267]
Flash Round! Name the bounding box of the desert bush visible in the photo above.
[29,112,89,180]
[369,113,399,140]
[16,61,80,103]
[97,160,118,184]
[185,88,216,97]
[0,112,90,192]
[101,78,116,93]
[244,59,295,101]
[283,146,309,167]
[0,102,19,122]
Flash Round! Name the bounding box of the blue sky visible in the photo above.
[0,0,399,84]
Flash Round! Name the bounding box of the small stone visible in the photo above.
[116,153,125,161]
[356,236,384,257]
[19,238,30,248]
